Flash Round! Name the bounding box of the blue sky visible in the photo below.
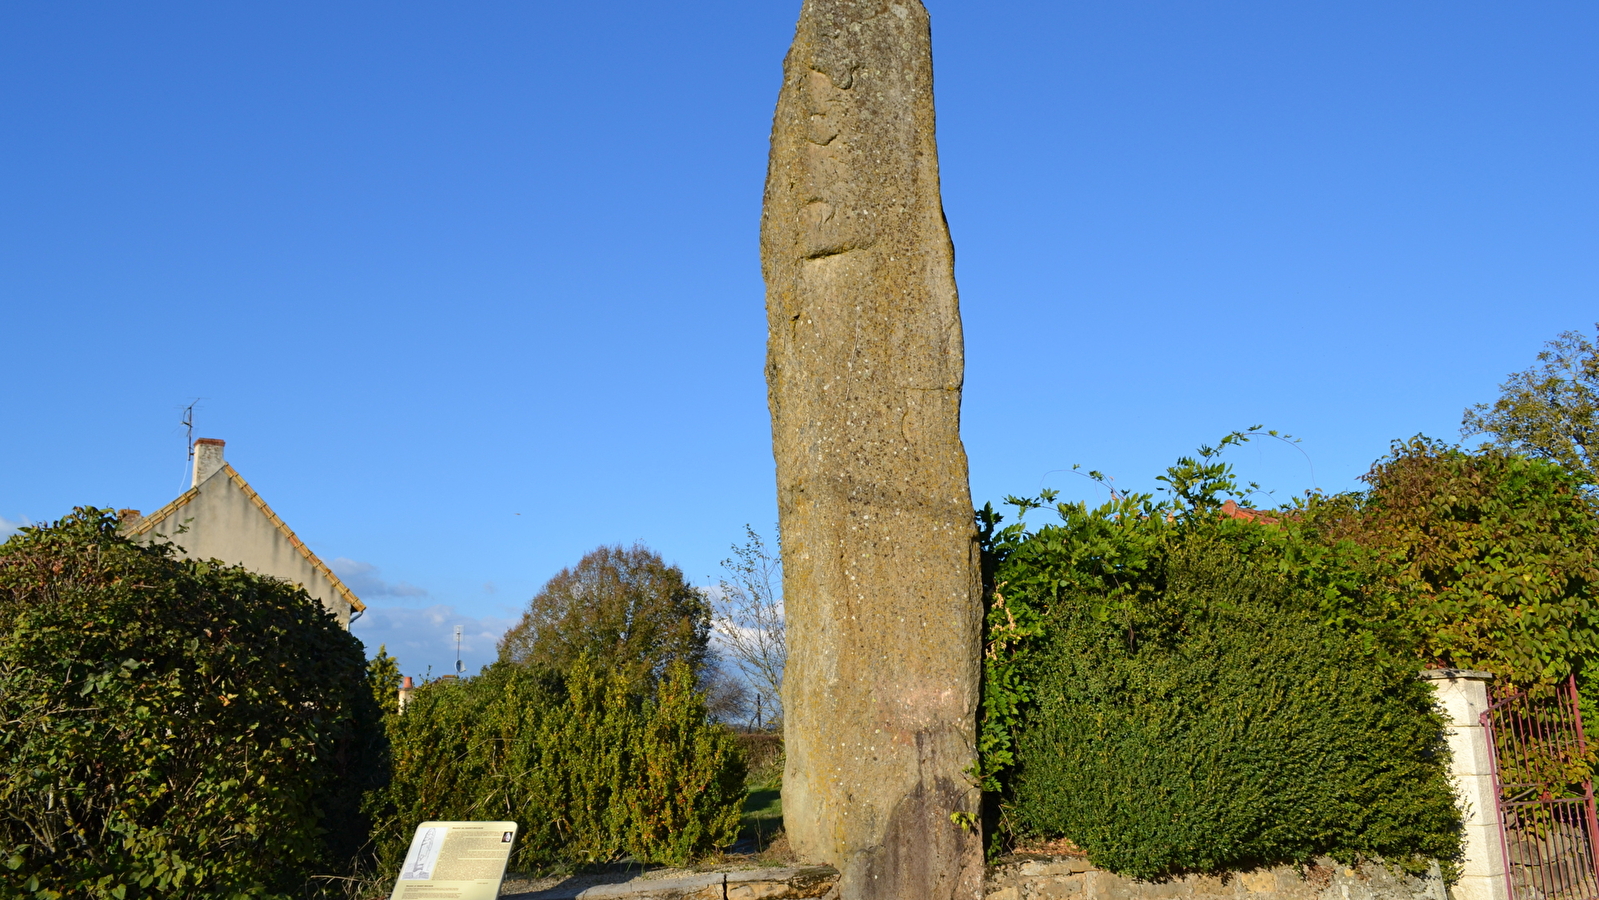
[4,2,1596,679]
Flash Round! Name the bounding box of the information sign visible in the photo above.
[388,820,518,900]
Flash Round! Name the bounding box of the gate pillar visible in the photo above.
[1422,669,1508,900]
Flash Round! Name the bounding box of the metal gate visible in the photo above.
[1482,675,1599,900]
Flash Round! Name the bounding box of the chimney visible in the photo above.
[192,438,226,488]
[398,676,415,714]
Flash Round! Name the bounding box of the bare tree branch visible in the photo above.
[710,525,785,727]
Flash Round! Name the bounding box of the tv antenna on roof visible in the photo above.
[178,399,205,490]
[181,399,201,462]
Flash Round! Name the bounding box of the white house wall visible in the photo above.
[136,469,354,627]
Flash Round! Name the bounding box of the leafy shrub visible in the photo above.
[367,645,404,718]
[1462,325,1599,488]
[0,509,383,899]
[1299,437,1599,687]
[497,544,711,687]
[369,658,744,873]
[979,434,1463,877]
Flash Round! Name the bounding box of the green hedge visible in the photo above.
[0,509,382,900]
[979,434,1465,878]
[369,658,745,873]
[1006,528,1461,878]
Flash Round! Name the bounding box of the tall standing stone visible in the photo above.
[761,2,983,898]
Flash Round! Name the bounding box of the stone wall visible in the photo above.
[984,858,1447,900]
[500,859,1450,900]
[501,866,838,899]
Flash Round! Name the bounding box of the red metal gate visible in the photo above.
[1482,675,1599,900]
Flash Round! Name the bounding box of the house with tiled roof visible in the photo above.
[1218,499,1279,525]
[120,439,365,628]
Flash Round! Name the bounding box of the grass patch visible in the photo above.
[742,782,782,838]
[736,732,784,851]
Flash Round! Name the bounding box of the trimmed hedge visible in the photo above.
[0,509,382,899]
[369,657,745,872]
[979,434,1468,879]
[1007,527,1461,878]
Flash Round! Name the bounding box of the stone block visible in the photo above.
[724,866,839,900]
[1087,871,1185,900]
[986,887,1020,900]
[1453,771,1499,829]
[1240,871,1277,894]
[1458,823,1506,879]
[1423,673,1492,728]
[1035,875,1087,898]
[1021,861,1093,878]
[1084,869,1116,900]
[578,873,724,899]
[1444,725,1495,779]
[726,884,788,900]
[1266,870,1308,899]
[1450,874,1508,900]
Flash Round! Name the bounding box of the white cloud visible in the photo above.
[329,557,429,599]
[350,603,517,680]
[0,515,31,541]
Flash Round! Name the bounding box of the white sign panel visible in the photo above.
[389,821,518,900]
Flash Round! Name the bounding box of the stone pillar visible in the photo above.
[761,1,983,898]
[1420,669,1508,900]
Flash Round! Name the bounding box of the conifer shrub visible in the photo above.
[370,658,744,873]
[0,509,383,900]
